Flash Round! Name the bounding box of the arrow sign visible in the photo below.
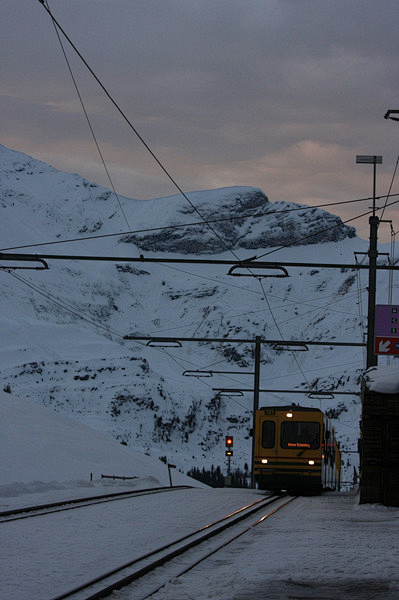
[378,340,391,353]
[375,336,399,355]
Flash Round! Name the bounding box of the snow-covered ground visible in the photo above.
[1,391,399,600]
[146,492,399,600]
[0,390,201,507]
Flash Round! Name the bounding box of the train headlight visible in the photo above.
[261,459,268,464]
[308,460,315,465]
[286,412,293,418]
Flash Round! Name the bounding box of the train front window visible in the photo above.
[280,421,320,450]
[261,421,275,448]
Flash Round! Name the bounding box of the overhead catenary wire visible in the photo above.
[0,4,380,498]
[273,290,367,328]
[6,270,129,341]
[31,1,398,399]
[3,270,266,412]
[3,269,214,380]
[31,0,399,268]
[6,250,371,411]
[36,0,245,266]
[35,0,399,265]
[0,229,382,390]
[0,196,391,348]
[380,155,399,221]
[257,277,312,388]
[3,262,364,410]
[42,0,296,371]
[44,0,132,232]
[37,1,399,263]
[35,0,394,385]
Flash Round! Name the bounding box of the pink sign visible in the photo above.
[375,305,399,336]
[375,305,399,355]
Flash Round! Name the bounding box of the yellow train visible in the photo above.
[253,404,341,494]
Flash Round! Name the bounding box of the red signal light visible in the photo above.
[225,436,234,447]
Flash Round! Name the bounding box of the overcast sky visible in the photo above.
[2,0,399,241]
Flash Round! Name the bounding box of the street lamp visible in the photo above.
[356,155,382,216]
[356,155,383,368]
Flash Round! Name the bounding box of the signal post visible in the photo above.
[225,435,233,478]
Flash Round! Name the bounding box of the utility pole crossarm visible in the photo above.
[123,334,366,347]
[384,109,399,121]
[1,252,399,271]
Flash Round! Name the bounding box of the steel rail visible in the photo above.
[48,494,286,600]
[0,486,191,523]
[144,494,297,600]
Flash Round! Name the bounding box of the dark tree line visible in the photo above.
[187,464,249,488]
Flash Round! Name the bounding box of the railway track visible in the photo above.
[48,493,296,600]
[0,485,192,523]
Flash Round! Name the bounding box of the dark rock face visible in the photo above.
[120,188,356,254]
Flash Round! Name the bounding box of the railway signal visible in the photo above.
[225,435,234,480]
[225,435,234,456]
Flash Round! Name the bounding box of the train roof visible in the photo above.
[258,405,322,413]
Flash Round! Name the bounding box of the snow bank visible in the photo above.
[0,390,201,499]
[364,366,399,394]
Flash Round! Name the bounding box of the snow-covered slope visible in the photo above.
[1,144,397,485]
[0,144,355,253]
[0,390,199,502]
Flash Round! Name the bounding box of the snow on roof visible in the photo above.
[364,365,399,395]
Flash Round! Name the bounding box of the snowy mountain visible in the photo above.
[1,143,396,486]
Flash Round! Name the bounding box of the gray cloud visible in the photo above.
[1,0,399,241]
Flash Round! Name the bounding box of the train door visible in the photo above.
[322,418,333,489]
[254,411,278,489]
[261,418,277,456]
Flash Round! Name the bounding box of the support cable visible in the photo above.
[37,1,287,355]
[36,0,243,263]
[4,270,219,380]
[35,0,384,361]
[33,1,390,389]
[257,278,311,388]
[380,155,399,221]
[36,0,399,269]
[44,0,131,231]
[6,270,128,340]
